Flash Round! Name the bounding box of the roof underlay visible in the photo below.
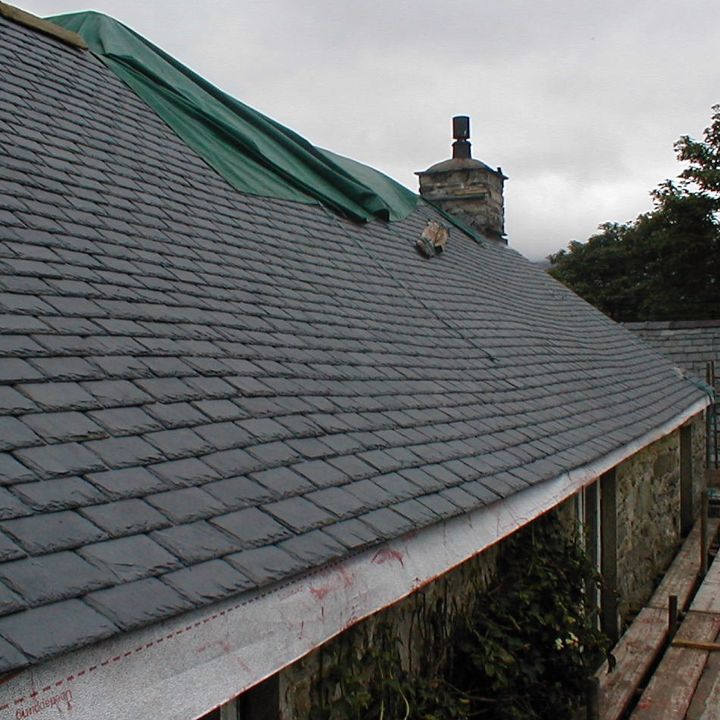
[49,11,418,224]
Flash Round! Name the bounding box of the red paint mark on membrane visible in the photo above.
[336,566,355,589]
[310,586,332,601]
[372,548,404,566]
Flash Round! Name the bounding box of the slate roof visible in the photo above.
[625,320,720,382]
[0,14,708,672]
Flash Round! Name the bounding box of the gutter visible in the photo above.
[0,396,709,720]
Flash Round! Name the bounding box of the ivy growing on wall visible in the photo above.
[310,513,608,720]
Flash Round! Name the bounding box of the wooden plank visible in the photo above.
[597,607,667,720]
[673,639,720,652]
[648,518,720,611]
[690,548,720,614]
[689,651,720,719]
[597,517,720,720]
[631,613,720,720]
[0,2,87,49]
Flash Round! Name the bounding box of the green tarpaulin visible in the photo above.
[49,11,418,223]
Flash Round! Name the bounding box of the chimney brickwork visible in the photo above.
[417,117,507,244]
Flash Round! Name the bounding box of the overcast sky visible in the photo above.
[21,0,720,259]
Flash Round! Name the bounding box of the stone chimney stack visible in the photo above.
[416,116,507,244]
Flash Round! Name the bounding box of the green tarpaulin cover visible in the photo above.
[49,11,418,223]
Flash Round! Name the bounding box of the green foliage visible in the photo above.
[549,105,720,322]
[451,514,608,720]
[310,514,607,720]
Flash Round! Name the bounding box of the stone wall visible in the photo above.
[278,543,499,719]
[614,412,705,623]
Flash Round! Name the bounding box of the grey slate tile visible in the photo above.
[28,357,99,381]
[14,442,106,478]
[305,486,366,519]
[278,529,345,567]
[147,457,219,487]
[0,580,24,615]
[145,401,209,429]
[324,518,379,550]
[193,398,244,421]
[203,448,262,477]
[0,552,114,606]
[246,441,301,467]
[135,377,198,402]
[397,467,445,493]
[21,411,106,443]
[250,467,315,497]
[79,535,181,582]
[373,473,421,501]
[144,428,212,459]
[80,499,169,535]
[204,476,275,507]
[16,382,97,411]
[161,559,253,605]
[84,436,162,468]
[264,496,334,532]
[81,379,152,407]
[344,478,395,510]
[86,577,192,631]
[227,545,307,586]
[86,466,168,498]
[235,417,288,443]
[0,487,30,519]
[0,530,24,562]
[1,509,106,554]
[211,507,291,547]
[89,406,161,435]
[326,455,376,481]
[193,421,252,451]
[0,453,35,485]
[292,459,347,488]
[0,600,116,662]
[0,417,39,451]
[416,493,459,519]
[358,507,414,539]
[147,487,226,523]
[0,635,28,672]
[0,387,37,415]
[152,521,240,563]
[286,437,333,459]
[0,358,42,383]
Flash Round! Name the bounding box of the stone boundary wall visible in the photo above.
[624,320,720,381]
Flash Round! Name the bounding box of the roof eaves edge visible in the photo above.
[0,398,709,719]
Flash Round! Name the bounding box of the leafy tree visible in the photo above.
[549,106,720,322]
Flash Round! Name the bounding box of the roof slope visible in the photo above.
[48,11,418,223]
[0,14,708,672]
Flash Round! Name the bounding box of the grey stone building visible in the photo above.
[0,6,713,720]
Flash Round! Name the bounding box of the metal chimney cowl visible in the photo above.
[416,116,507,245]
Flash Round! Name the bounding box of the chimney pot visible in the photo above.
[452,115,470,140]
[451,116,472,160]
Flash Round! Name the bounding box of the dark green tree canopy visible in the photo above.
[549,106,720,322]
